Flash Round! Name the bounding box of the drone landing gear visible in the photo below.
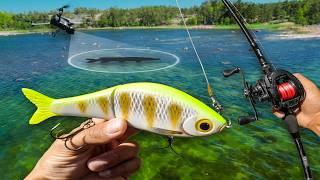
[51,29,60,37]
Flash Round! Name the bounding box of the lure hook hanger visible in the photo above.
[164,136,190,161]
[166,136,181,157]
[50,119,95,151]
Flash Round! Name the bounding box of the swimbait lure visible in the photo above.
[23,83,227,137]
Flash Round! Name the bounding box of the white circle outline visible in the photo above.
[68,48,180,74]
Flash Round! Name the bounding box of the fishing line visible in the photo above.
[277,82,297,101]
[175,0,223,113]
[175,0,210,87]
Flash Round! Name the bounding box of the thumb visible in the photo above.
[69,118,127,149]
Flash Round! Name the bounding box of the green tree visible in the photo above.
[305,0,320,24]
[0,12,14,29]
[1,0,320,30]
[186,16,198,25]
[295,7,308,25]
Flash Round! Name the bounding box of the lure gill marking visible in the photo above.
[97,96,109,117]
[119,92,131,120]
[142,95,157,128]
[168,103,182,129]
[78,101,88,114]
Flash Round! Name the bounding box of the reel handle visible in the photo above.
[223,68,240,77]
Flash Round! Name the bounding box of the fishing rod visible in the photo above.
[221,0,312,179]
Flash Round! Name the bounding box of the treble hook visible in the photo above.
[50,119,96,151]
[167,136,181,156]
[159,136,186,158]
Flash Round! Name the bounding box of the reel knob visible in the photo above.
[238,116,257,125]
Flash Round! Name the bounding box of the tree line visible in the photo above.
[0,0,319,30]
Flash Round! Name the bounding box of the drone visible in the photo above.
[32,5,81,36]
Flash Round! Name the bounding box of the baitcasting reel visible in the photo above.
[223,67,312,180]
[223,68,305,127]
[223,67,313,179]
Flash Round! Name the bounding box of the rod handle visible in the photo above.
[283,114,299,134]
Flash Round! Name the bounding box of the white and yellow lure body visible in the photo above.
[22,83,227,137]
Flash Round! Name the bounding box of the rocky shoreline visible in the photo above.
[1,25,319,38]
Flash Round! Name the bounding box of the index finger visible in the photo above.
[118,126,139,142]
[104,126,140,151]
[68,118,127,150]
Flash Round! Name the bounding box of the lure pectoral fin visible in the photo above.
[153,127,183,135]
[22,88,57,124]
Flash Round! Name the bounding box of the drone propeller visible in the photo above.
[31,22,50,26]
[70,21,83,25]
[61,4,70,9]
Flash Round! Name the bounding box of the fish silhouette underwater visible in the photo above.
[22,82,227,137]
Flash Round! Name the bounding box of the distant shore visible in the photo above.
[0,29,52,36]
[0,23,319,37]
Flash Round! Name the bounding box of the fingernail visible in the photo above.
[99,170,111,177]
[87,160,109,172]
[105,119,124,135]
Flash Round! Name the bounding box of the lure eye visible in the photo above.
[196,119,213,132]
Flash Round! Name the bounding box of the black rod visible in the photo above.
[285,114,313,180]
[221,0,271,73]
[293,135,313,179]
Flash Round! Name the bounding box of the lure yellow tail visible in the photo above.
[22,88,57,124]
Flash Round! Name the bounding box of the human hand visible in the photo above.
[273,74,320,136]
[26,118,140,180]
